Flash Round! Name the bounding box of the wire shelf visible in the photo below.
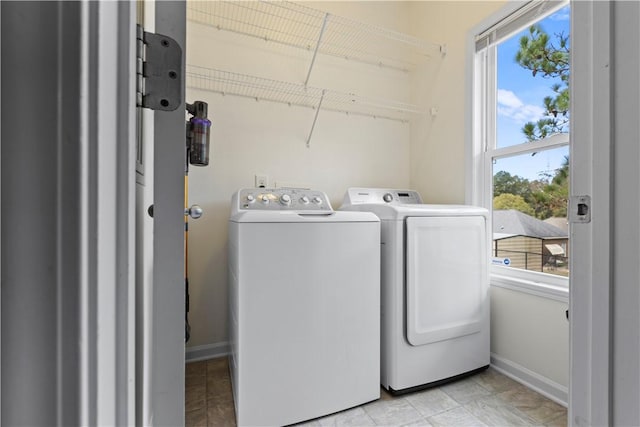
[187,1,444,72]
[186,64,425,123]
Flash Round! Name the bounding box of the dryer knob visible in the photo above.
[260,195,269,204]
[279,194,292,205]
[246,194,255,203]
[300,196,310,204]
[312,196,323,204]
[383,193,393,203]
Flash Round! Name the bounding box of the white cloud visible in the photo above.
[550,7,570,21]
[497,89,545,123]
[497,89,523,109]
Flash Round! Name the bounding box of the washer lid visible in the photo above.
[229,210,380,223]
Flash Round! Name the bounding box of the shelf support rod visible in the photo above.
[306,90,326,147]
[305,13,329,87]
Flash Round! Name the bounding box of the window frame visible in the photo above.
[467,0,570,298]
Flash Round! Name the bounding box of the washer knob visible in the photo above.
[246,194,255,203]
[383,193,393,203]
[260,195,269,204]
[300,196,310,204]
[279,194,292,205]
[312,196,323,205]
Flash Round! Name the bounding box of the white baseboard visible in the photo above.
[185,341,230,363]
[490,353,568,407]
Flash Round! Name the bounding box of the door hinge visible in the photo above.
[136,25,182,111]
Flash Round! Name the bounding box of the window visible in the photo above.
[471,1,570,288]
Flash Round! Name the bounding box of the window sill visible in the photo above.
[490,266,569,303]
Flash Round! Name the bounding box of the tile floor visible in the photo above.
[185,357,567,427]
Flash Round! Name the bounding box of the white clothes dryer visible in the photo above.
[340,188,490,394]
[228,188,380,426]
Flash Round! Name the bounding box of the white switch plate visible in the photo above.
[255,174,269,188]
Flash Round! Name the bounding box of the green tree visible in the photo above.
[493,171,532,199]
[515,24,570,141]
[493,156,569,220]
[526,189,550,219]
[552,155,569,187]
[545,182,568,217]
[493,193,535,216]
[529,156,569,219]
[547,155,569,217]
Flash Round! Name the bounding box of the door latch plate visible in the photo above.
[570,195,591,223]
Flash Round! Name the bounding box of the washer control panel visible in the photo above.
[238,188,333,211]
[343,188,423,205]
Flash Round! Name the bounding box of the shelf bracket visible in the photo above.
[306,90,326,147]
[305,13,330,87]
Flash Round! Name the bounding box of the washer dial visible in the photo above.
[279,194,292,205]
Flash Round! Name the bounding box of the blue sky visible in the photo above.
[494,5,570,181]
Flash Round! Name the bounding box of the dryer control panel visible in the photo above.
[343,188,423,205]
[237,188,333,211]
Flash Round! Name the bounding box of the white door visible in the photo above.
[144,2,187,426]
[405,216,487,346]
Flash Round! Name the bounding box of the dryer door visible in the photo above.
[405,216,487,346]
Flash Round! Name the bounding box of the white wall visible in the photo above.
[490,287,568,400]
[408,1,505,203]
[185,2,413,350]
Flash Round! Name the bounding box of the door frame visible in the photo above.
[569,1,612,425]
[2,1,137,424]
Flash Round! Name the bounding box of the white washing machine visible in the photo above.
[340,188,490,394]
[228,188,380,426]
